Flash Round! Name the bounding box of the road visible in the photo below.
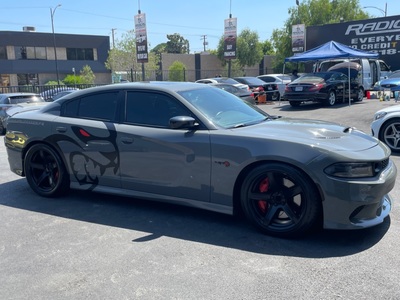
[0,98,399,300]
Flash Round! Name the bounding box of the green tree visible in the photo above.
[166,33,190,54]
[216,29,263,71]
[168,61,186,81]
[63,74,82,85]
[271,0,371,72]
[236,28,263,68]
[105,29,158,81]
[80,65,96,84]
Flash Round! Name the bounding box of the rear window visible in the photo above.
[9,95,44,104]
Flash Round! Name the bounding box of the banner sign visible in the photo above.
[292,24,305,53]
[134,13,148,63]
[306,16,400,70]
[224,18,237,59]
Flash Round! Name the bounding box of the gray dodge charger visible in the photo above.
[4,82,396,238]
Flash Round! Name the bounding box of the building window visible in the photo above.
[67,48,94,60]
[0,47,7,59]
[17,74,39,85]
[14,46,46,60]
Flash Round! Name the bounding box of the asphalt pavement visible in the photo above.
[0,98,399,300]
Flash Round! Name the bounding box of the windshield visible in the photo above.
[238,77,265,85]
[178,87,269,128]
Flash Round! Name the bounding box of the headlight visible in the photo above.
[324,162,375,178]
[374,111,387,120]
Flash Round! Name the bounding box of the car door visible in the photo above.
[116,90,212,202]
[53,91,122,189]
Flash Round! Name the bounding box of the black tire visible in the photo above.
[0,123,5,135]
[24,144,70,197]
[289,101,301,107]
[240,163,321,238]
[353,88,364,102]
[271,92,280,101]
[325,90,336,106]
[379,118,400,153]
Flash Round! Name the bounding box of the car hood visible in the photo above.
[237,117,379,151]
[375,104,400,114]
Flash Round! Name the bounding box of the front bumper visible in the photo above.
[322,160,396,230]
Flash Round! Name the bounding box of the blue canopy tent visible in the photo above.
[283,40,379,105]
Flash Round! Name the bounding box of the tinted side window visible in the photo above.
[125,91,190,128]
[63,92,119,121]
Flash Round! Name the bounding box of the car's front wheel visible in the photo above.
[24,144,70,197]
[240,163,321,238]
[379,118,400,153]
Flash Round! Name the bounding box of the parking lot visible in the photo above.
[1,98,399,300]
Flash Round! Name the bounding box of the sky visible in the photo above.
[1,0,399,53]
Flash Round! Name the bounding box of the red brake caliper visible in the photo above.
[257,177,269,214]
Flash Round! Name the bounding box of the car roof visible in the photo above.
[54,82,210,100]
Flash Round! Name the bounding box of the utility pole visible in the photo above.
[201,35,208,52]
[111,28,117,48]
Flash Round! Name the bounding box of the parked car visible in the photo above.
[210,83,255,105]
[51,89,80,101]
[283,71,362,107]
[371,104,400,153]
[373,70,400,95]
[4,82,396,238]
[195,77,249,90]
[40,87,79,101]
[257,74,291,98]
[233,76,279,101]
[0,93,45,134]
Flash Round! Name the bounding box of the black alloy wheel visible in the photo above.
[24,144,70,197]
[240,163,321,238]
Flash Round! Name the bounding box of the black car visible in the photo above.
[210,83,255,105]
[283,71,362,107]
[233,76,279,101]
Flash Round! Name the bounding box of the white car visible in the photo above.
[195,77,249,91]
[257,74,291,98]
[371,104,400,153]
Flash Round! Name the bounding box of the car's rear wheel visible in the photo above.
[24,144,70,197]
[0,122,5,135]
[289,101,301,107]
[379,118,400,153]
[271,92,280,101]
[354,87,364,102]
[240,163,321,238]
[325,90,336,106]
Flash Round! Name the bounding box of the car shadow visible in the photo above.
[0,179,390,258]
[272,101,365,112]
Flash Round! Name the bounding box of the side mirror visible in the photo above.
[169,116,199,129]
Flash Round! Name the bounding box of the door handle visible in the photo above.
[121,137,134,144]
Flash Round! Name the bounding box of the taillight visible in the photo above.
[309,83,324,91]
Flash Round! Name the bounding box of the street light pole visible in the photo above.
[50,4,62,85]
[363,4,387,17]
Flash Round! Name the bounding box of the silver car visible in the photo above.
[4,82,396,238]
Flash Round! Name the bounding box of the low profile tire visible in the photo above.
[240,163,321,238]
[379,118,400,153]
[24,144,70,197]
[289,101,301,107]
[325,90,336,106]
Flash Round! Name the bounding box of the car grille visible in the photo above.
[374,158,389,174]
